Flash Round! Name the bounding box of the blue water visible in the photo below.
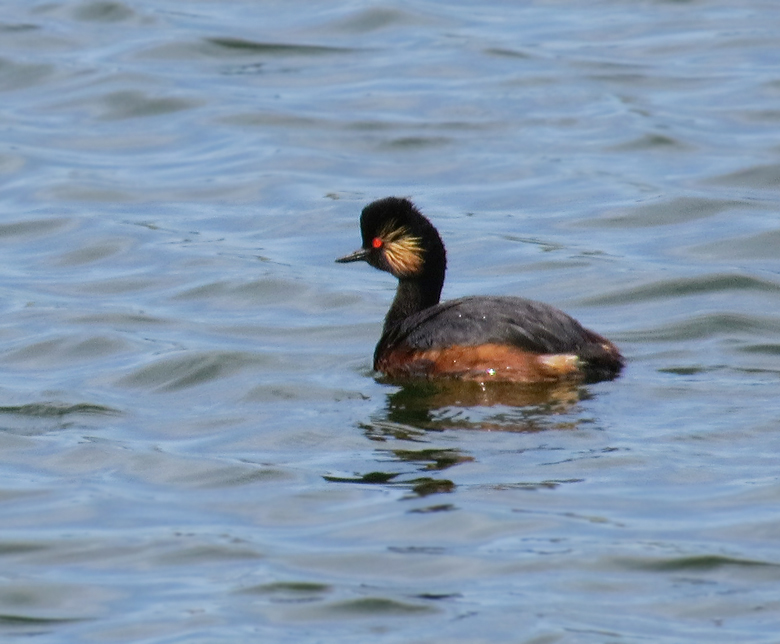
[1,1,780,642]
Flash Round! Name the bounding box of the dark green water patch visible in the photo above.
[315,597,437,617]
[237,581,332,601]
[0,613,88,625]
[72,1,136,23]
[206,37,354,57]
[739,343,780,355]
[0,403,120,418]
[626,554,778,572]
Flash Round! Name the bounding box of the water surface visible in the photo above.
[1,1,780,642]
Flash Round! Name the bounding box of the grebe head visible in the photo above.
[335,197,446,280]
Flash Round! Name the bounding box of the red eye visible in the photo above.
[371,237,383,249]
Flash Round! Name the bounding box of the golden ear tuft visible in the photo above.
[377,221,424,276]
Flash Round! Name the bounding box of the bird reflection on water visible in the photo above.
[373,378,589,435]
[325,379,591,499]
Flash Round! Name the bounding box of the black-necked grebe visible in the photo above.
[336,197,623,383]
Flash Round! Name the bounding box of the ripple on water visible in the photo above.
[708,162,780,190]
[116,350,275,392]
[585,273,780,306]
[2,334,132,366]
[95,90,203,121]
[623,312,780,342]
[687,227,780,260]
[0,216,74,240]
[1,1,780,642]
[0,402,120,437]
[0,580,106,633]
[0,57,54,91]
[70,1,137,23]
[583,196,760,228]
[137,37,354,63]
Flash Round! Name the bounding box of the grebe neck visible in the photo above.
[383,273,444,334]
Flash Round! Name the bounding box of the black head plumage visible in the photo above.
[337,197,446,280]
